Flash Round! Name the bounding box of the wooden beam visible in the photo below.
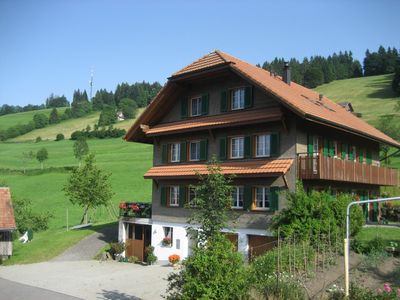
[281,117,288,134]
[282,174,289,189]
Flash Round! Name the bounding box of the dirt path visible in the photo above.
[52,224,118,262]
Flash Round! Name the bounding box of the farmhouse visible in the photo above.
[0,187,16,260]
[120,51,399,262]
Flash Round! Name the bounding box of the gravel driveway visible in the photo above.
[0,260,172,300]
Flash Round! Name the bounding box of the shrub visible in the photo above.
[55,133,65,141]
[33,113,49,129]
[145,246,157,265]
[257,272,305,300]
[166,234,248,300]
[35,136,42,143]
[109,242,126,259]
[127,256,138,263]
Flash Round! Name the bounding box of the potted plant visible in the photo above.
[168,254,180,266]
[145,245,157,265]
[162,237,172,247]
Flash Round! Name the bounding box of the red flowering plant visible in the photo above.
[168,254,180,265]
[162,237,172,247]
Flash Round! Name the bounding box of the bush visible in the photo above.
[127,256,138,263]
[55,133,65,141]
[35,136,42,143]
[33,113,49,129]
[166,234,248,300]
[145,245,157,265]
[109,242,126,259]
[257,272,305,300]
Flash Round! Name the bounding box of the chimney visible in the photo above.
[283,62,291,85]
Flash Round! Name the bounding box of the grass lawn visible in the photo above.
[0,107,68,131]
[0,139,153,229]
[315,74,400,126]
[3,222,116,265]
[356,226,400,245]
[11,108,144,142]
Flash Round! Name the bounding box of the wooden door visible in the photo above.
[248,235,277,261]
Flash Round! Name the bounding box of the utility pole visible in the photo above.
[344,196,400,296]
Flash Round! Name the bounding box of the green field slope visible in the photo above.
[314,74,399,125]
[0,139,152,229]
[0,107,67,131]
[10,108,143,141]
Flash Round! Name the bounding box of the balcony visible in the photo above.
[119,202,152,218]
[298,155,399,186]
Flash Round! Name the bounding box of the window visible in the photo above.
[231,88,245,110]
[188,187,197,207]
[191,97,202,116]
[190,141,200,161]
[231,186,244,208]
[171,143,181,162]
[163,226,173,247]
[169,186,179,206]
[255,187,270,210]
[231,137,244,159]
[256,134,271,157]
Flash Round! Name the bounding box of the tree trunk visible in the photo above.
[80,205,90,224]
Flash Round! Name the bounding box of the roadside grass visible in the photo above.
[0,107,68,131]
[10,108,144,142]
[0,139,152,229]
[3,222,116,265]
[315,74,399,126]
[356,227,400,245]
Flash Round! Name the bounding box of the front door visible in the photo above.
[125,224,152,262]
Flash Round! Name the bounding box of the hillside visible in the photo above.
[8,108,144,141]
[0,107,68,131]
[314,74,399,125]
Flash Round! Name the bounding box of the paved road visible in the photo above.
[52,224,118,261]
[0,278,83,300]
[0,260,171,300]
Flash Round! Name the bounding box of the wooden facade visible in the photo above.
[298,155,398,186]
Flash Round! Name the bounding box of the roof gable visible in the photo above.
[125,50,400,148]
[0,187,16,230]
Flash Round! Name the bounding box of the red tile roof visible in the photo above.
[145,107,282,136]
[0,188,16,230]
[125,51,400,148]
[144,159,293,179]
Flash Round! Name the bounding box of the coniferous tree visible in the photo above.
[49,108,60,124]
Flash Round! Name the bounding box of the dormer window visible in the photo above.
[231,88,245,110]
[191,97,202,117]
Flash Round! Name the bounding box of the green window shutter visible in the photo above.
[270,133,280,157]
[366,149,372,165]
[270,187,279,211]
[220,90,228,112]
[161,144,168,164]
[200,139,208,161]
[307,134,314,155]
[359,149,364,163]
[180,142,187,162]
[179,186,186,208]
[244,135,252,159]
[201,94,209,115]
[219,137,227,160]
[181,97,188,119]
[341,143,346,159]
[323,138,329,157]
[243,186,252,210]
[160,187,167,207]
[244,86,253,108]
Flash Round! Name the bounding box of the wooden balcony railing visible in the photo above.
[298,155,399,186]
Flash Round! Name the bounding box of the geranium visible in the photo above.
[119,202,127,209]
[383,283,392,293]
[168,254,180,264]
[162,237,172,246]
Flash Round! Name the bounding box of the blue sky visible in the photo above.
[0,0,399,106]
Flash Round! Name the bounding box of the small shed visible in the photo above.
[0,187,16,260]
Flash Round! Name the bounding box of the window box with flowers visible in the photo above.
[162,237,172,247]
[168,254,180,266]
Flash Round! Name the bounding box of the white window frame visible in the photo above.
[230,136,244,159]
[189,141,200,161]
[191,97,202,117]
[231,186,244,209]
[169,186,179,207]
[170,143,181,163]
[255,187,270,210]
[231,88,245,110]
[256,134,271,157]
